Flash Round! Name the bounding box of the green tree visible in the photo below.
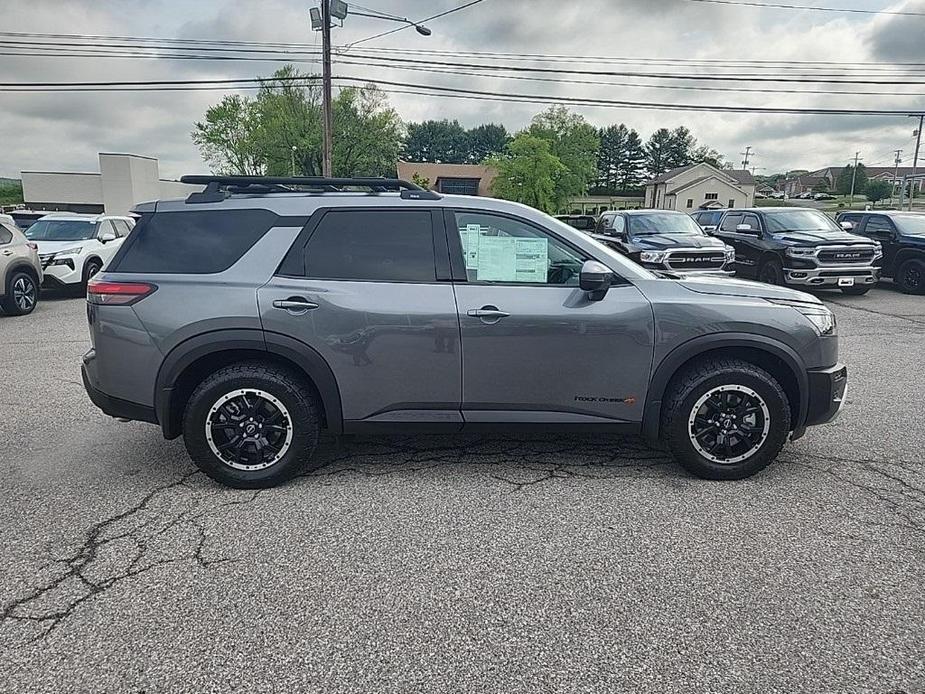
[865,179,892,205]
[411,172,431,189]
[812,179,830,193]
[192,94,265,174]
[691,144,726,169]
[466,123,511,163]
[645,128,674,177]
[594,124,646,194]
[666,126,696,169]
[402,119,469,163]
[0,180,23,206]
[193,65,402,177]
[527,106,600,205]
[488,134,567,213]
[836,164,868,196]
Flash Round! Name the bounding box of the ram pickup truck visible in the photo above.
[712,207,880,294]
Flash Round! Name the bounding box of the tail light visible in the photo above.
[87,278,157,306]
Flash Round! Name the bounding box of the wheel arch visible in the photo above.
[154,329,343,440]
[893,247,925,270]
[3,261,40,289]
[641,333,808,442]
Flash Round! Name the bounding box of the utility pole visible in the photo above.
[890,149,902,207]
[848,151,861,206]
[740,146,753,169]
[320,0,334,178]
[909,114,924,211]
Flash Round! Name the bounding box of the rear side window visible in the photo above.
[303,210,435,282]
[111,210,277,274]
[720,213,743,232]
[0,224,13,245]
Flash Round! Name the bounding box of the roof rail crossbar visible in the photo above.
[180,175,441,201]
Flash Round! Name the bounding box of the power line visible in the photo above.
[684,0,925,16]
[346,0,489,46]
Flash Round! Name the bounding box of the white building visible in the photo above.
[645,163,756,210]
[21,153,202,215]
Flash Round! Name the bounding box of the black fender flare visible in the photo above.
[641,333,808,442]
[154,329,343,438]
[893,247,925,273]
[4,260,40,288]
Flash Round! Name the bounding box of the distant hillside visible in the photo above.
[0,178,24,206]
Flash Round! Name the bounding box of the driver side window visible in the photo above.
[452,211,587,286]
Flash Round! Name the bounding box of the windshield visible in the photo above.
[764,210,840,233]
[895,215,925,236]
[25,219,97,242]
[628,213,705,236]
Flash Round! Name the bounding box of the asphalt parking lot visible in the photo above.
[1,287,923,693]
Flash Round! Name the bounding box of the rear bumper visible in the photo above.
[804,363,848,426]
[82,349,158,424]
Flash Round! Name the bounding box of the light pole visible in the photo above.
[890,149,902,208]
[909,114,924,211]
[848,151,861,207]
[311,1,431,178]
[290,145,298,176]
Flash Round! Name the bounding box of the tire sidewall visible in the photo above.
[83,259,102,285]
[183,369,319,488]
[668,369,790,480]
[758,259,784,286]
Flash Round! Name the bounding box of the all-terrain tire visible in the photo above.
[182,361,321,488]
[661,358,791,480]
[895,258,925,295]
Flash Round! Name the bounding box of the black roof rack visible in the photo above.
[179,175,441,203]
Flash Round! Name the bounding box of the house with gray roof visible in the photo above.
[644,163,756,211]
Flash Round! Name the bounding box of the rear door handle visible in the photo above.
[272,297,319,314]
[467,306,510,319]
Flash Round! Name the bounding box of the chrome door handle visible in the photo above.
[272,298,319,314]
[1,249,12,256]
[467,306,510,319]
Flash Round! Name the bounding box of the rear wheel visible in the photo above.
[1,270,39,316]
[840,284,871,295]
[895,258,925,295]
[182,362,321,488]
[661,358,791,480]
[758,258,785,286]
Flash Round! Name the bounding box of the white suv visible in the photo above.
[25,213,134,290]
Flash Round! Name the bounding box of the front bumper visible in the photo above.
[82,349,158,424]
[784,265,879,287]
[804,363,848,427]
[42,261,82,287]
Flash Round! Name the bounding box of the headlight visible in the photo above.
[639,250,670,263]
[785,247,816,257]
[724,246,735,261]
[873,242,883,259]
[56,246,83,257]
[768,298,836,336]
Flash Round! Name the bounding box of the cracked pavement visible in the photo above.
[1,286,923,693]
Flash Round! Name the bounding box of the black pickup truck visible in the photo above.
[836,210,925,294]
[712,208,881,295]
[592,209,735,275]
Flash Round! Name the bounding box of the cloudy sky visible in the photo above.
[2,0,924,179]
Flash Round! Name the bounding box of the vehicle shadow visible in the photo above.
[297,432,678,488]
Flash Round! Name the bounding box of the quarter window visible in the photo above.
[0,224,13,245]
[304,210,436,282]
[452,211,587,286]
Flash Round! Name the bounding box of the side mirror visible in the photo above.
[840,221,855,230]
[99,231,116,243]
[579,260,614,301]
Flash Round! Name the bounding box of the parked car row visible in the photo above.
[560,207,923,296]
[0,212,134,316]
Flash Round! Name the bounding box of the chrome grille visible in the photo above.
[817,246,875,265]
[666,251,726,270]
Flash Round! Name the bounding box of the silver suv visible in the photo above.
[82,176,847,488]
[0,216,42,316]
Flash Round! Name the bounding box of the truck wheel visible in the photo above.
[895,258,925,295]
[840,285,871,295]
[1,269,39,316]
[661,358,791,480]
[182,362,321,488]
[758,258,785,286]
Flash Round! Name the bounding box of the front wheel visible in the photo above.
[1,270,39,316]
[758,258,785,286]
[661,358,791,480]
[82,258,103,286]
[182,362,321,488]
[895,258,925,295]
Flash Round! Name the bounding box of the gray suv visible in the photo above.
[82,176,847,488]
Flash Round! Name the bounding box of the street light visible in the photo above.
[310,1,431,177]
[290,145,298,176]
